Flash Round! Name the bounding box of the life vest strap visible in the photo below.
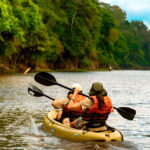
[61,111,82,119]
[82,112,109,121]
[83,112,109,117]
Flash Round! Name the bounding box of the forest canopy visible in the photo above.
[0,0,150,71]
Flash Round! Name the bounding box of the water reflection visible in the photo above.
[0,71,150,150]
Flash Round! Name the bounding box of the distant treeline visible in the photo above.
[0,0,150,71]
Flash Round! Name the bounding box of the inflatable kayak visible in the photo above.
[42,109,123,142]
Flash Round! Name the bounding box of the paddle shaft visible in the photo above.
[113,106,121,111]
[113,106,130,113]
[46,78,89,98]
[43,94,54,100]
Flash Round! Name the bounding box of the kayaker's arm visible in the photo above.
[67,88,82,111]
[67,100,82,111]
[71,88,80,100]
[52,97,69,109]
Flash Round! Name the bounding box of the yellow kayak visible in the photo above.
[42,109,123,142]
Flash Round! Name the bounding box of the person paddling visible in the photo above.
[52,83,86,127]
[66,82,114,131]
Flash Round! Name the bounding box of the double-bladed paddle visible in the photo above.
[34,72,136,120]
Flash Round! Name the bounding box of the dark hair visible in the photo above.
[96,93,106,109]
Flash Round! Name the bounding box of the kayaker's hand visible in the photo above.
[72,88,80,100]
[75,88,80,94]
[52,97,59,107]
[52,97,58,104]
[55,97,59,101]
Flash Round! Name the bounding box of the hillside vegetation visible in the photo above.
[0,0,150,72]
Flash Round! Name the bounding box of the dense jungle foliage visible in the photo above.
[0,0,150,71]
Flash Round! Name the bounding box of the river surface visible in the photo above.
[0,71,150,150]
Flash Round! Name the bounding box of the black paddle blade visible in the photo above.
[28,84,44,97]
[34,72,56,86]
[117,107,136,120]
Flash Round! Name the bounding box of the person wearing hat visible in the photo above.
[66,82,114,131]
[52,83,86,127]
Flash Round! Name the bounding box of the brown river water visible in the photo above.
[0,71,150,150]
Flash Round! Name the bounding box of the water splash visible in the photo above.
[29,115,40,135]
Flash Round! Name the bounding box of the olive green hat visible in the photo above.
[89,82,107,96]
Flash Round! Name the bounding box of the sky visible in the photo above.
[100,0,150,29]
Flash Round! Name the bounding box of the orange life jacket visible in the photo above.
[62,94,85,118]
[83,96,112,121]
[68,94,85,103]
